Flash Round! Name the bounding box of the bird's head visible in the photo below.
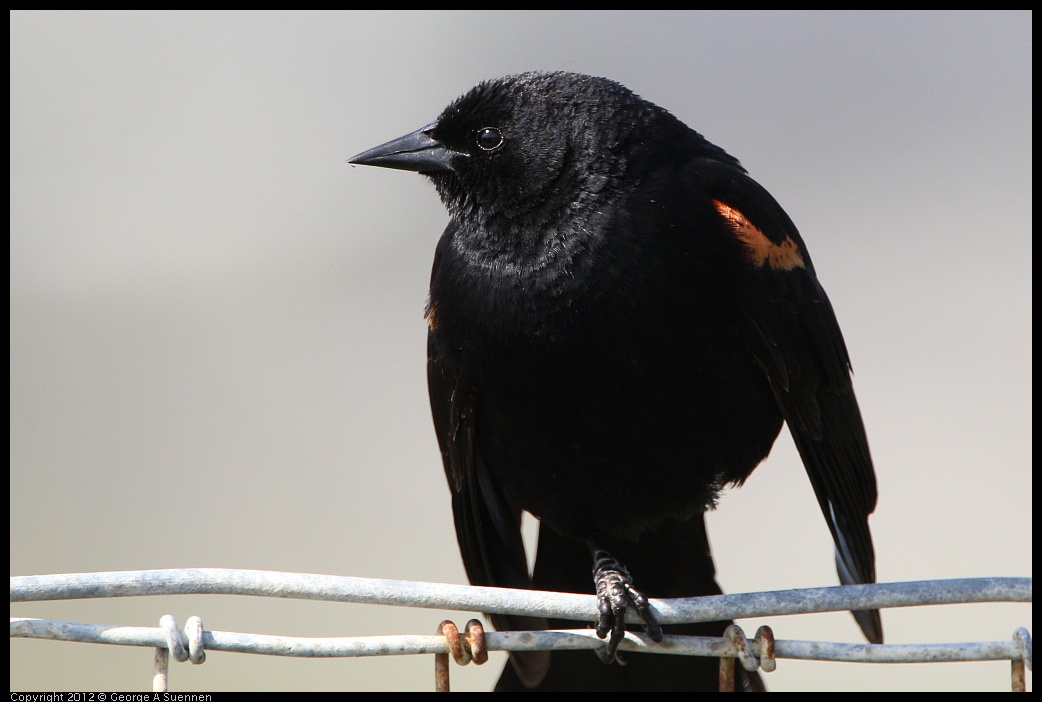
[350,72,667,232]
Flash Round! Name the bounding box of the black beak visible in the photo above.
[349,122,456,174]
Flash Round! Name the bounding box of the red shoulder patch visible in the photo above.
[713,199,805,271]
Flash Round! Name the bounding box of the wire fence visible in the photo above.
[10,569,1033,692]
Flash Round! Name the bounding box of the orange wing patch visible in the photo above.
[426,299,438,332]
[713,199,805,271]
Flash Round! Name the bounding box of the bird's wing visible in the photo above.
[426,336,531,591]
[426,234,551,685]
[689,159,883,643]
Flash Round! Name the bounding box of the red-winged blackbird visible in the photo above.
[351,71,881,691]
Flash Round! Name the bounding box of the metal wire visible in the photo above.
[9,569,1031,626]
[8,616,1032,665]
[9,570,1032,690]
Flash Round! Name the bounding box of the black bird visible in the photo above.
[350,71,881,691]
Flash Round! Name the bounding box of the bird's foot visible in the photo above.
[591,549,663,663]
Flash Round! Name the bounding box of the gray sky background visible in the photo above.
[10,11,1031,692]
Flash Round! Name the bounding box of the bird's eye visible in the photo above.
[476,127,504,151]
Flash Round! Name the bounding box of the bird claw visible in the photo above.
[592,551,663,663]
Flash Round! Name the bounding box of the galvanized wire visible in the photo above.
[8,569,1032,627]
[9,569,1031,669]
[8,616,1033,667]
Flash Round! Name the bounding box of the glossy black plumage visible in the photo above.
[350,71,881,691]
